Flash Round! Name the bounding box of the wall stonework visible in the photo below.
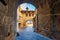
[0,0,60,40]
[0,0,15,40]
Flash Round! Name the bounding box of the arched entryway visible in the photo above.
[16,3,37,32]
[14,0,51,40]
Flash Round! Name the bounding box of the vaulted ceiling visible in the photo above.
[17,0,49,8]
[0,0,60,14]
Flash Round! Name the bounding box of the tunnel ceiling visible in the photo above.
[1,0,60,14]
[17,0,42,8]
[16,0,60,14]
[18,0,52,8]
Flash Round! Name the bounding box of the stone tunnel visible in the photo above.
[0,0,60,40]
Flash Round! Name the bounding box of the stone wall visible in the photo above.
[34,0,60,40]
[0,0,15,40]
[0,0,60,40]
[34,1,51,37]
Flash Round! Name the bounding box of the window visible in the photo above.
[29,14,31,16]
[18,23,21,27]
[32,14,34,16]
[26,14,28,16]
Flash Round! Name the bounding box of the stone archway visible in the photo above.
[14,0,51,37]
[0,0,60,40]
[16,3,37,32]
[14,0,38,32]
[0,0,51,40]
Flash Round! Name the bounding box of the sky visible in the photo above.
[20,3,35,10]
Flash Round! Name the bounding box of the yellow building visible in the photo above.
[17,6,37,32]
